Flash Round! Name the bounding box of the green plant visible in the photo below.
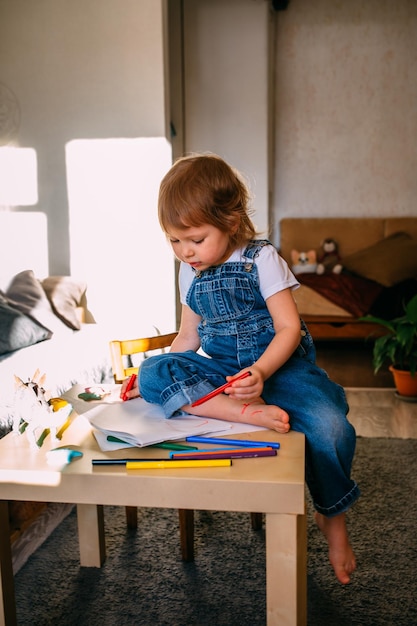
[360,294,417,376]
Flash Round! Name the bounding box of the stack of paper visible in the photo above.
[84,397,237,448]
[61,384,267,451]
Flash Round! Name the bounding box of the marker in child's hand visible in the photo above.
[122,373,137,402]
[191,371,252,407]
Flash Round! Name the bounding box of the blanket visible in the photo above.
[296,273,383,317]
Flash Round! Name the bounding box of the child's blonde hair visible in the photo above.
[158,153,258,249]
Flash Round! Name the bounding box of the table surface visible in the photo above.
[0,413,305,514]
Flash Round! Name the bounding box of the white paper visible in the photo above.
[85,397,230,447]
[62,383,268,450]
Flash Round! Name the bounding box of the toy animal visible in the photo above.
[316,238,343,275]
[12,370,72,448]
[290,249,318,275]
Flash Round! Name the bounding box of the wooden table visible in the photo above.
[0,413,306,626]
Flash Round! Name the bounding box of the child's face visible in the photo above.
[167,224,232,271]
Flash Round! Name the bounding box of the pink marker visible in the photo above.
[191,371,252,407]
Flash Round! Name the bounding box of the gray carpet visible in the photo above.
[13,437,417,626]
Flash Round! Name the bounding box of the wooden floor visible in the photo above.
[345,388,417,439]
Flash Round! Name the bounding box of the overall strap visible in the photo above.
[242,239,271,271]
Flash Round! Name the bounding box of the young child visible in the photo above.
[122,153,360,584]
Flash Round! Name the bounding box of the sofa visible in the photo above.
[279,217,417,340]
[0,269,113,439]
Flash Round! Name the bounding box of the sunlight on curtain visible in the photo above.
[66,138,175,335]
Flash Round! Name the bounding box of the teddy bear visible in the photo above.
[316,238,343,275]
[290,249,318,275]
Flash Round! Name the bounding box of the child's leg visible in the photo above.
[139,350,290,432]
[262,353,360,584]
[263,364,359,516]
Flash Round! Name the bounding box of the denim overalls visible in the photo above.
[140,240,360,517]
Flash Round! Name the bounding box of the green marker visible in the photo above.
[150,442,198,451]
[107,435,131,445]
[106,436,197,451]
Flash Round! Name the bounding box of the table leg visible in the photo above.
[265,510,307,626]
[76,504,106,567]
[0,501,16,626]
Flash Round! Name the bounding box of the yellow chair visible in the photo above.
[109,332,179,385]
[109,331,262,561]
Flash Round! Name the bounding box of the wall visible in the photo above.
[272,0,417,242]
[0,0,177,332]
[179,0,417,246]
[179,0,272,238]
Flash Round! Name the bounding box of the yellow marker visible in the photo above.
[126,459,231,470]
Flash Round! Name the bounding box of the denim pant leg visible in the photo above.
[139,351,237,418]
[263,354,360,517]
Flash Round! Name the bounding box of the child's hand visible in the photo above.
[120,376,141,401]
[225,367,264,401]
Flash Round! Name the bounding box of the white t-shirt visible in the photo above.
[179,243,299,305]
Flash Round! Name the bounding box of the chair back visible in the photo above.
[109,331,178,383]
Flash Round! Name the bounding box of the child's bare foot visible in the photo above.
[240,401,290,433]
[185,396,290,433]
[315,511,356,584]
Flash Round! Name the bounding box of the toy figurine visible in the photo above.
[316,238,343,274]
[12,370,72,448]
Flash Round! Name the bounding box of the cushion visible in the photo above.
[342,232,417,287]
[5,270,68,334]
[41,277,87,330]
[0,293,52,356]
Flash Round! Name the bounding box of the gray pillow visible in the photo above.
[6,270,68,334]
[0,294,52,355]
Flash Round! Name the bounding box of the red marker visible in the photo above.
[122,373,137,401]
[191,371,252,407]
